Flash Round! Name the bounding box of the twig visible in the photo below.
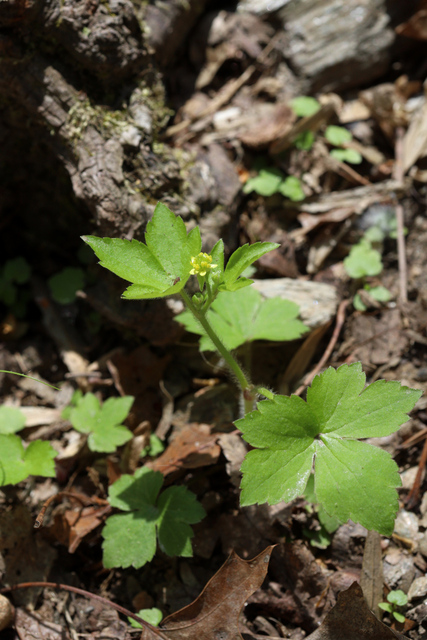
[295,299,349,396]
[393,126,408,304]
[405,434,427,510]
[0,582,165,637]
[34,491,108,528]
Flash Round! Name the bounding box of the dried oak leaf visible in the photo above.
[306,582,406,640]
[140,546,274,640]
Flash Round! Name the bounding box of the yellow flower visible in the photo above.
[189,252,218,276]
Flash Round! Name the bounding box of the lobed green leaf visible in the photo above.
[0,434,56,486]
[238,363,422,535]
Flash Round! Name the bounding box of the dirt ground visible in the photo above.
[1,1,427,639]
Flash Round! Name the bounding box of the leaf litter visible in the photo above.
[3,1,427,639]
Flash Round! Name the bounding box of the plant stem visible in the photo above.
[180,289,251,395]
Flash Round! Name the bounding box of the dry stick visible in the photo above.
[294,299,350,396]
[34,491,108,528]
[393,126,408,304]
[0,582,165,637]
[405,434,427,510]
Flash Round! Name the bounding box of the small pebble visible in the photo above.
[394,509,419,540]
[408,576,427,601]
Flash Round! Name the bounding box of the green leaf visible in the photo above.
[102,467,205,569]
[68,393,133,453]
[0,406,26,434]
[388,590,408,607]
[344,240,383,278]
[238,363,422,535]
[364,226,385,243]
[48,267,85,304]
[3,257,31,284]
[325,125,352,146]
[243,168,284,196]
[393,612,406,623]
[291,96,321,117]
[176,287,308,351]
[141,434,165,458]
[368,285,391,303]
[83,202,201,300]
[221,242,279,292]
[0,435,56,486]
[157,485,206,557]
[294,130,315,150]
[129,609,163,628]
[379,603,393,613]
[330,148,362,164]
[353,293,366,311]
[278,176,305,201]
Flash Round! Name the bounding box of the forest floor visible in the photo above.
[1,3,427,640]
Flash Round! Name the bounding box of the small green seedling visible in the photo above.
[141,433,165,458]
[291,96,321,118]
[243,168,305,201]
[48,267,86,304]
[379,590,408,623]
[176,286,308,351]
[325,125,362,165]
[83,202,422,541]
[0,405,56,486]
[0,257,31,317]
[128,608,163,628]
[344,227,392,310]
[64,392,134,453]
[102,467,205,569]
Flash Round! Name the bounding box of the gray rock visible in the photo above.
[408,576,427,601]
[394,509,419,540]
[252,278,338,329]
[276,0,395,93]
[383,547,415,592]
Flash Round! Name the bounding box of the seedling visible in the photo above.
[0,257,31,318]
[48,266,85,304]
[325,125,362,164]
[243,167,305,201]
[102,467,205,568]
[141,433,165,458]
[64,392,134,453]
[83,202,421,539]
[128,608,163,628]
[0,405,56,486]
[344,228,391,311]
[379,590,408,623]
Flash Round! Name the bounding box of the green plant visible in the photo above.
[176,286,308,352]
[48,267,86,304]
[0,257,31,317]
[83,202,421,539]
[63,392,134,453]
[243,167,305,201]
[0,405,56,486]
[141,433,165,458]
[102,467,205,568]
[128,608,163,628]
[344,228,392,310]
[379,590,408,623]
[325,125,362,165]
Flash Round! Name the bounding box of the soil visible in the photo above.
[1,0,427,638]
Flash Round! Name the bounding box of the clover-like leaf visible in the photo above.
[102,467,205,569]
[325,125,353,146]
[68,393,134,453]
[344,239,383,278]
[83,202,201,299]
[330,148,362,164]
[0,406,26,434]
[238,363,422,535]
[176,286,308,351]
[243,168,284,196]
[0,435,56,486]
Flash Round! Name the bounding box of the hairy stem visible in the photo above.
[180,289,252,397]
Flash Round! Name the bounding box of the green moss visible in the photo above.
[65,99,129,142]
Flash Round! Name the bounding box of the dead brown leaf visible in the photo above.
[141,546,274,640]
[396,1,427,40]
[51,503,111,553]
[15,608,68,640]
[305,582,406,640]
[148,423,220,476]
